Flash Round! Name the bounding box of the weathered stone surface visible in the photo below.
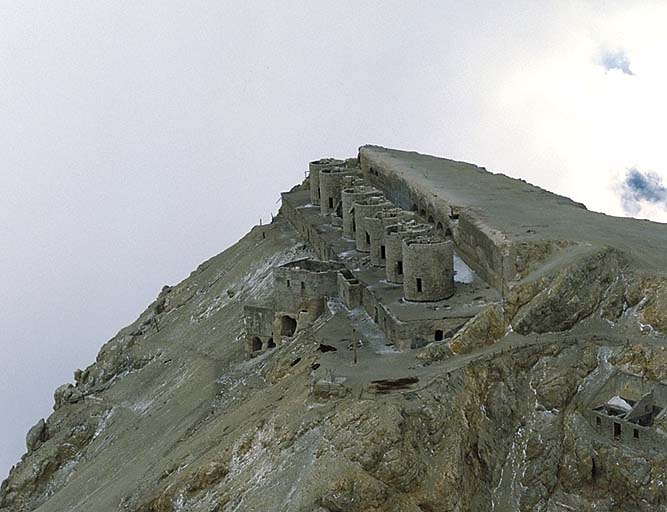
[25,419,47,453]
[449,303,506,354]
[511,247,628,334]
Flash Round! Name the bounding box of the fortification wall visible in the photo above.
[280,192,337,261]
[359,286,408,349]
[456,213,507,291]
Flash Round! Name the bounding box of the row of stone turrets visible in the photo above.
[309,158,455,302]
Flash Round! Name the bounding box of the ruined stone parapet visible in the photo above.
[319,167,359,216]
[309,158,343,206]
[273,258,345,315]
[337,269,362,308]
[402,236,454,301]
[353,196,392,252]
[341,184,382,239]
[367,209,414,267]
[385,222,432,283]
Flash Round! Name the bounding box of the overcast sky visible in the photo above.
[2,1,667,478]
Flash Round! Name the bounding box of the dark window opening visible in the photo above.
[328,197,334,209]
[300,281,305,291]
[286,279,291,287]
[374,309,379,323]
[279,316,297,337]
[266,337,276,348]
[352,219,356,232]
[366,232,371,244]
[397,261,403,275]
[613,422,621,440]
[435,330,444,341]
[411,203,418,212]
[436,222,444,231]
[419,209,426,217]
[380,245,386,259]
[634,428,639,439]
[445,228,453,238]
[596,416,601,427]
[416,278,423,293]
[427,215,434,223]
[250,336,262,351]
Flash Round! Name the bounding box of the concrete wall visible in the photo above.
[309,158,343,205]
[402,238,455,301]
[456,213,507,291]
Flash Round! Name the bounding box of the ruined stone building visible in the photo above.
[586,371,667,451]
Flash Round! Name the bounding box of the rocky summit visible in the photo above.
[3,146,667,512]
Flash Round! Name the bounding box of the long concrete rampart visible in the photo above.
[359,147,514,292]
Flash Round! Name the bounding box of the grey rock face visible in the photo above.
[25,419,47,453]
[3,150,667,512]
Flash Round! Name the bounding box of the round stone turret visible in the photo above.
[402,235,455,302]
[309,158,343,205]
[341,184,382,239]
[385,221,432,283]
[353,196,392,252]
[367,209,415,267]
[319,167,359,216]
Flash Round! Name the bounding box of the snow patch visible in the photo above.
[454,254,475,283]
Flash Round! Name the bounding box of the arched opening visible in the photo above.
[266,337,276,349]
[427,215,435,223]
[436,222,444,232]
[279,315,297,337]
[411,203,418,212]
[250,336,262,351]
[434,330,444,341]
[445,228,453,238]
[419,209,426,217]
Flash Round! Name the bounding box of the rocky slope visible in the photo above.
[2,178,667,512]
